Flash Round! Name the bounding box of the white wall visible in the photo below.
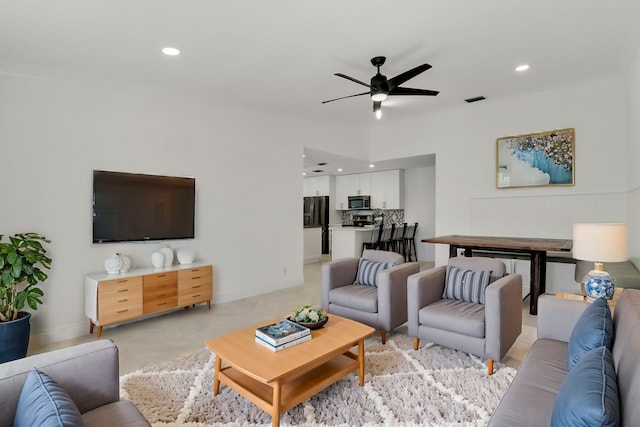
[0,67,362,345]
[627,40,640,268]
[403,166,436,261]
[3,59,637,346]
[369,75,630,265]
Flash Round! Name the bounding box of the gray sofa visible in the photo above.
[489,289,640,426]
[0,339,150,427]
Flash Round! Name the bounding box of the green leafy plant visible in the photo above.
[0,233,51,322]
[290,304,327,323]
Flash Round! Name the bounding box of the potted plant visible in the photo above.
[0,232,51,363]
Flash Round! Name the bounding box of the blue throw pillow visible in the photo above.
[355,258,395,287]
[443,265,493,304]
[567,297,613,370]
[14,368,85,427]
[550,346,620,427]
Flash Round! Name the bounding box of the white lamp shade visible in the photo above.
[572,223,628,262]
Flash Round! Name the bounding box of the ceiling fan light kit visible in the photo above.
[323,56,439,118]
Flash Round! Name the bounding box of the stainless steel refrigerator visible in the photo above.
[303,196,329,254]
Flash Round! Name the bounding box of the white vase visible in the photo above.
[176,247,196,264]
[151,251,165,269]
[119,254,133,273]
[160,245,174,267]
[104,254,123,275]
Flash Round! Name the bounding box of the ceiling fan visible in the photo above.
[322,56,439,118]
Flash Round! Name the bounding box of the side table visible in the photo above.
[554,287,623,312]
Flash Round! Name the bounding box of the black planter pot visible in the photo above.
[0,311,31,364]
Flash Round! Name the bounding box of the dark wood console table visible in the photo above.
[422,235,573,315]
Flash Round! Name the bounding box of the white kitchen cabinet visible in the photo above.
[370,169,404,209]
[335,175,351,210]
[303,176,330,197]
[336,170,404,210]
[335,174,373,210]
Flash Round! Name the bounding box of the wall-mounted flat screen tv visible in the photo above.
[93,170,195,243]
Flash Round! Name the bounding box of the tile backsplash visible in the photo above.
[341,209,404,226]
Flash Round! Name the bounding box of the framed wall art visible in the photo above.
[496,128,575,188]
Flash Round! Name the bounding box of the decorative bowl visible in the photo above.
[288,316,329,330]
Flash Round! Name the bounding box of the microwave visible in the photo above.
[348,195,371,210]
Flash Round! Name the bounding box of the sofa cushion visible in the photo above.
[489,338,569,427]
[567,297,613,370]
[14,368,85,427]
[82,400,150,427]
[419,298,485,338]
[551,346,620,427]
[355,258,395,287]
[443,265,492,304]
[329,284,378,313]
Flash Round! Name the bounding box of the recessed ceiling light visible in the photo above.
[515,64,529,72]
[302,172,306,176]
[337,168,343,172]
[162,47,180,56]
[369,164,375,168]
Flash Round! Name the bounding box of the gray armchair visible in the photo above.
[321,249,420,343]
[407,256,522,375]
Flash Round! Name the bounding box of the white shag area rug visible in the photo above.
[120,332,516,426]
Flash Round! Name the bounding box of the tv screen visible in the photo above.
[93,170,195,243]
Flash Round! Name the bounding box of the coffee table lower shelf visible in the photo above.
[217,352,358,418]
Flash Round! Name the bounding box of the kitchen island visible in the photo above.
[330,226,377,260]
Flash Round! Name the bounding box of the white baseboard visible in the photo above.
[29,323,90,350]
[212,275,305,304]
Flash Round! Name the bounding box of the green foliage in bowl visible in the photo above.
[290,304,327,323]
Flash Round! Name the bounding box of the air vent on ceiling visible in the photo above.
[465,96,486,103]
[316,162,327,166]
[312,169,324,173]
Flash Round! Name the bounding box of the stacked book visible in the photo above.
[255,319,311,352]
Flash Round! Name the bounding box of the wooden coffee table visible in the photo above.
[204,314,375,427]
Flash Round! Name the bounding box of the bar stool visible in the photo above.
[404,222,418,261]
[362,224,384,252]
[379,223,396,252]
[392,223,408,259]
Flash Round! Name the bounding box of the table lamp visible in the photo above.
[572,223,628,300]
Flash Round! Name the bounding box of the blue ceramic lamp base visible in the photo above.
[581,263,615,300]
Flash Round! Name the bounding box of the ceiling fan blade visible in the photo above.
[389,87,439,96]
[387,64,432,89]
[335,73,371,88]
[321,91,370,104]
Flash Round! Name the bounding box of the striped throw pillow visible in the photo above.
[355,259,396,287]
[443,265,493,304]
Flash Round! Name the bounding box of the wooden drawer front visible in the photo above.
[143,272,178,314]
[143,292,178,314]
[178,266,212,306]
[143,272,178,293]
[98,278,143,325]
[178,265,212,282]
[178,285,212,306]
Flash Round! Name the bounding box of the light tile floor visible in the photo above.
[31,256,535,374]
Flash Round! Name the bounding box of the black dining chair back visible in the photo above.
[404,222,418,261]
